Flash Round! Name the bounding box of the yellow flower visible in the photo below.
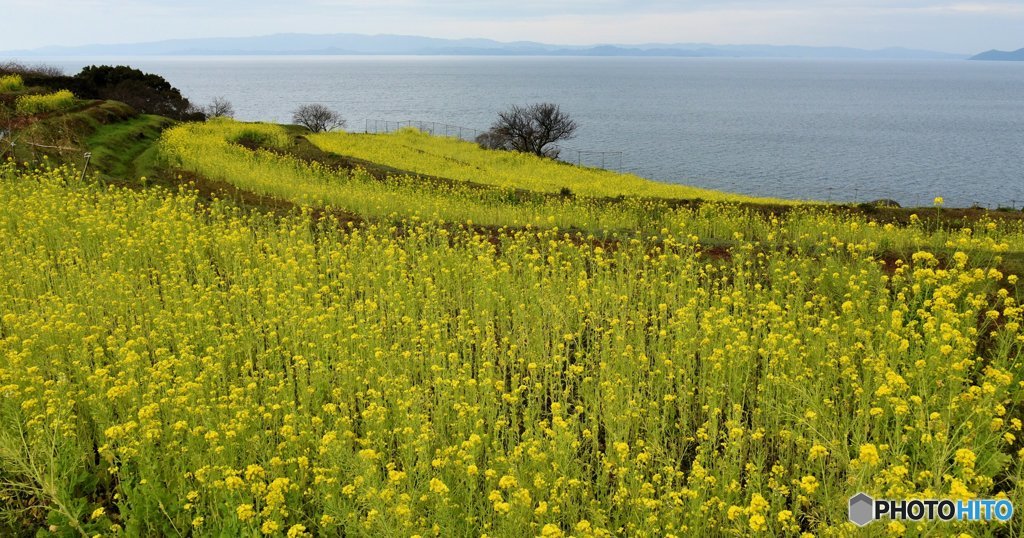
[799,475,819,494]
[859,444,880,466]
[429,477,449,494]
[954,448,976,469]
[540,523,563,537]
[933,196,944,206]
[949,478,972,499]
[749,514,767,532]
[245,465,265,481]
[90,507,105,520]
[809,445,828,460]
[748,493,769,513]
[237,504,256,521]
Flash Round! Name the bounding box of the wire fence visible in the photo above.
[364,119,483,141]
[363,118,626,172]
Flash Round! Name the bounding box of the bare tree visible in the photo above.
[292,104,345,133]
[485,103,577,158]
[206,96,234,118]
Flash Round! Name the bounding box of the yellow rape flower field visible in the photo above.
[1,116,1024,538]
[307,127,792,204]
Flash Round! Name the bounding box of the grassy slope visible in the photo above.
[4,97,1024,537]
[6,100,1023,232]
[160,121,675,233]
[309,128,797,204]
[85,114,176,181]
[2,96,174,184]
[5,100,135,162]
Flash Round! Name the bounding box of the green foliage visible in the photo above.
[18,65,203,121]
[226,124,291,150]
[14,90,75,116]
[0,74,24,92]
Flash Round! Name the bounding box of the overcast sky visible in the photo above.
[2,0,1022,54]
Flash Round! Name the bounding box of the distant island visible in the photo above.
[1,32,968,60]
[970,48,1024,61]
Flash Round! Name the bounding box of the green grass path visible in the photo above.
[85,114,175,181]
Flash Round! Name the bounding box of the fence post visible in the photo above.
[80,152,92,183]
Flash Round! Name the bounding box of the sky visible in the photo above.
[1,0,1022,54]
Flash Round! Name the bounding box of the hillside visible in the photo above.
[970,48,1024,61]
[307,128,792,204]
[2,84,1024,537]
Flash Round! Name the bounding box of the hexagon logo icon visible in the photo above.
[849,493,875,527]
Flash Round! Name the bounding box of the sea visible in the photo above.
[39,56,1024,207]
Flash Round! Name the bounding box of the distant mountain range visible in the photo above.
[969,48,1024,61]
[1,33,969,60]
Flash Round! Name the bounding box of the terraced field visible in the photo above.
[308,127,791,204]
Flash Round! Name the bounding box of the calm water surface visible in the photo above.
[44,56,1024,207]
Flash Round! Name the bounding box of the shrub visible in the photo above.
[64,65,203,121]
[15,89,75,115]
[0,74,24,92]
[228,126,289,150]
